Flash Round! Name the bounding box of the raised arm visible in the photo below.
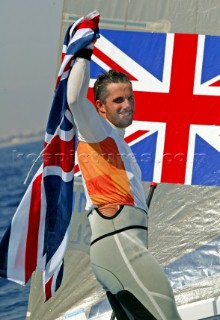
[67,57,110,142]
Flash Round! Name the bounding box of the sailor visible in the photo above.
[67,29,182,320]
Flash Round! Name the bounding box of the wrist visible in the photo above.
[75,48,93,61]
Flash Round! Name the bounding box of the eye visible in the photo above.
[114,97,124,103]
[128,95,134,102]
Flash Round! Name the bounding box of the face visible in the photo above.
[96,82,135,128]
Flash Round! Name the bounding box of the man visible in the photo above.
[67,45,181,319]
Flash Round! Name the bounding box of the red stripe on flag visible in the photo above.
[61,52,66,62]
[93,47,137,81]
[25,173,42,283]
[63,60,71,73]
[74,163,80,174]
[125,130,149,144]
[55,75,61,89]
[55,60,72,89]
[44,135,75,172]
[210,79,220,86]
[45,275,54,302]
[75,15,100,32]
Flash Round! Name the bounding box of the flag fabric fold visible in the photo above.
[0,10,100,302]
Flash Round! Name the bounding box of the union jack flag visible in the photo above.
[0,11,100,301]
[86,30,220,186]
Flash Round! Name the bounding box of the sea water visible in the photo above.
[0,140,43,320]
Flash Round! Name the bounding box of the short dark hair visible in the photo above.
[93,69,132,102]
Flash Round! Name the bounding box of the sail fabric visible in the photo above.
[0,10,100,302]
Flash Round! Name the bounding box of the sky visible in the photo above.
[0,0,64,139]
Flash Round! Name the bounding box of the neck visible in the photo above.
[106,119,125,138]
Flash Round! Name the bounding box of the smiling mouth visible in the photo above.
[121,111,132,117]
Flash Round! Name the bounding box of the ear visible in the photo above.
[95,100,106,115]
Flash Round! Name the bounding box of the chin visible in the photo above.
[118,119,133,128]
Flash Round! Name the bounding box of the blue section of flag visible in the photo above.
[60,114,74,131]
[192,135,220,186]
[130,132,158,182]
[90,29,166,81]
[46,81,68,135]
[90,61,106,79]
[55,260,64,291]
[0,226,11,277]
[202,35,220,83]
[44,175,73,262]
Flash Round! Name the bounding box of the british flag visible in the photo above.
[0,11,100,301]
[85,30,220,186]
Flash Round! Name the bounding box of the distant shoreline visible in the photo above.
[0,132,44,149]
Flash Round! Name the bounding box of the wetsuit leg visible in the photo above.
[107,291,130,320]
[108,290,157,320]
[89,206,181,320]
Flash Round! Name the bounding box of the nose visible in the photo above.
[123,98,131,108]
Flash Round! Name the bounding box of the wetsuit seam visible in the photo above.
[87,205,148,218]
[90,225,148,246]
[91,262,125,289]
[94,205,124,219]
